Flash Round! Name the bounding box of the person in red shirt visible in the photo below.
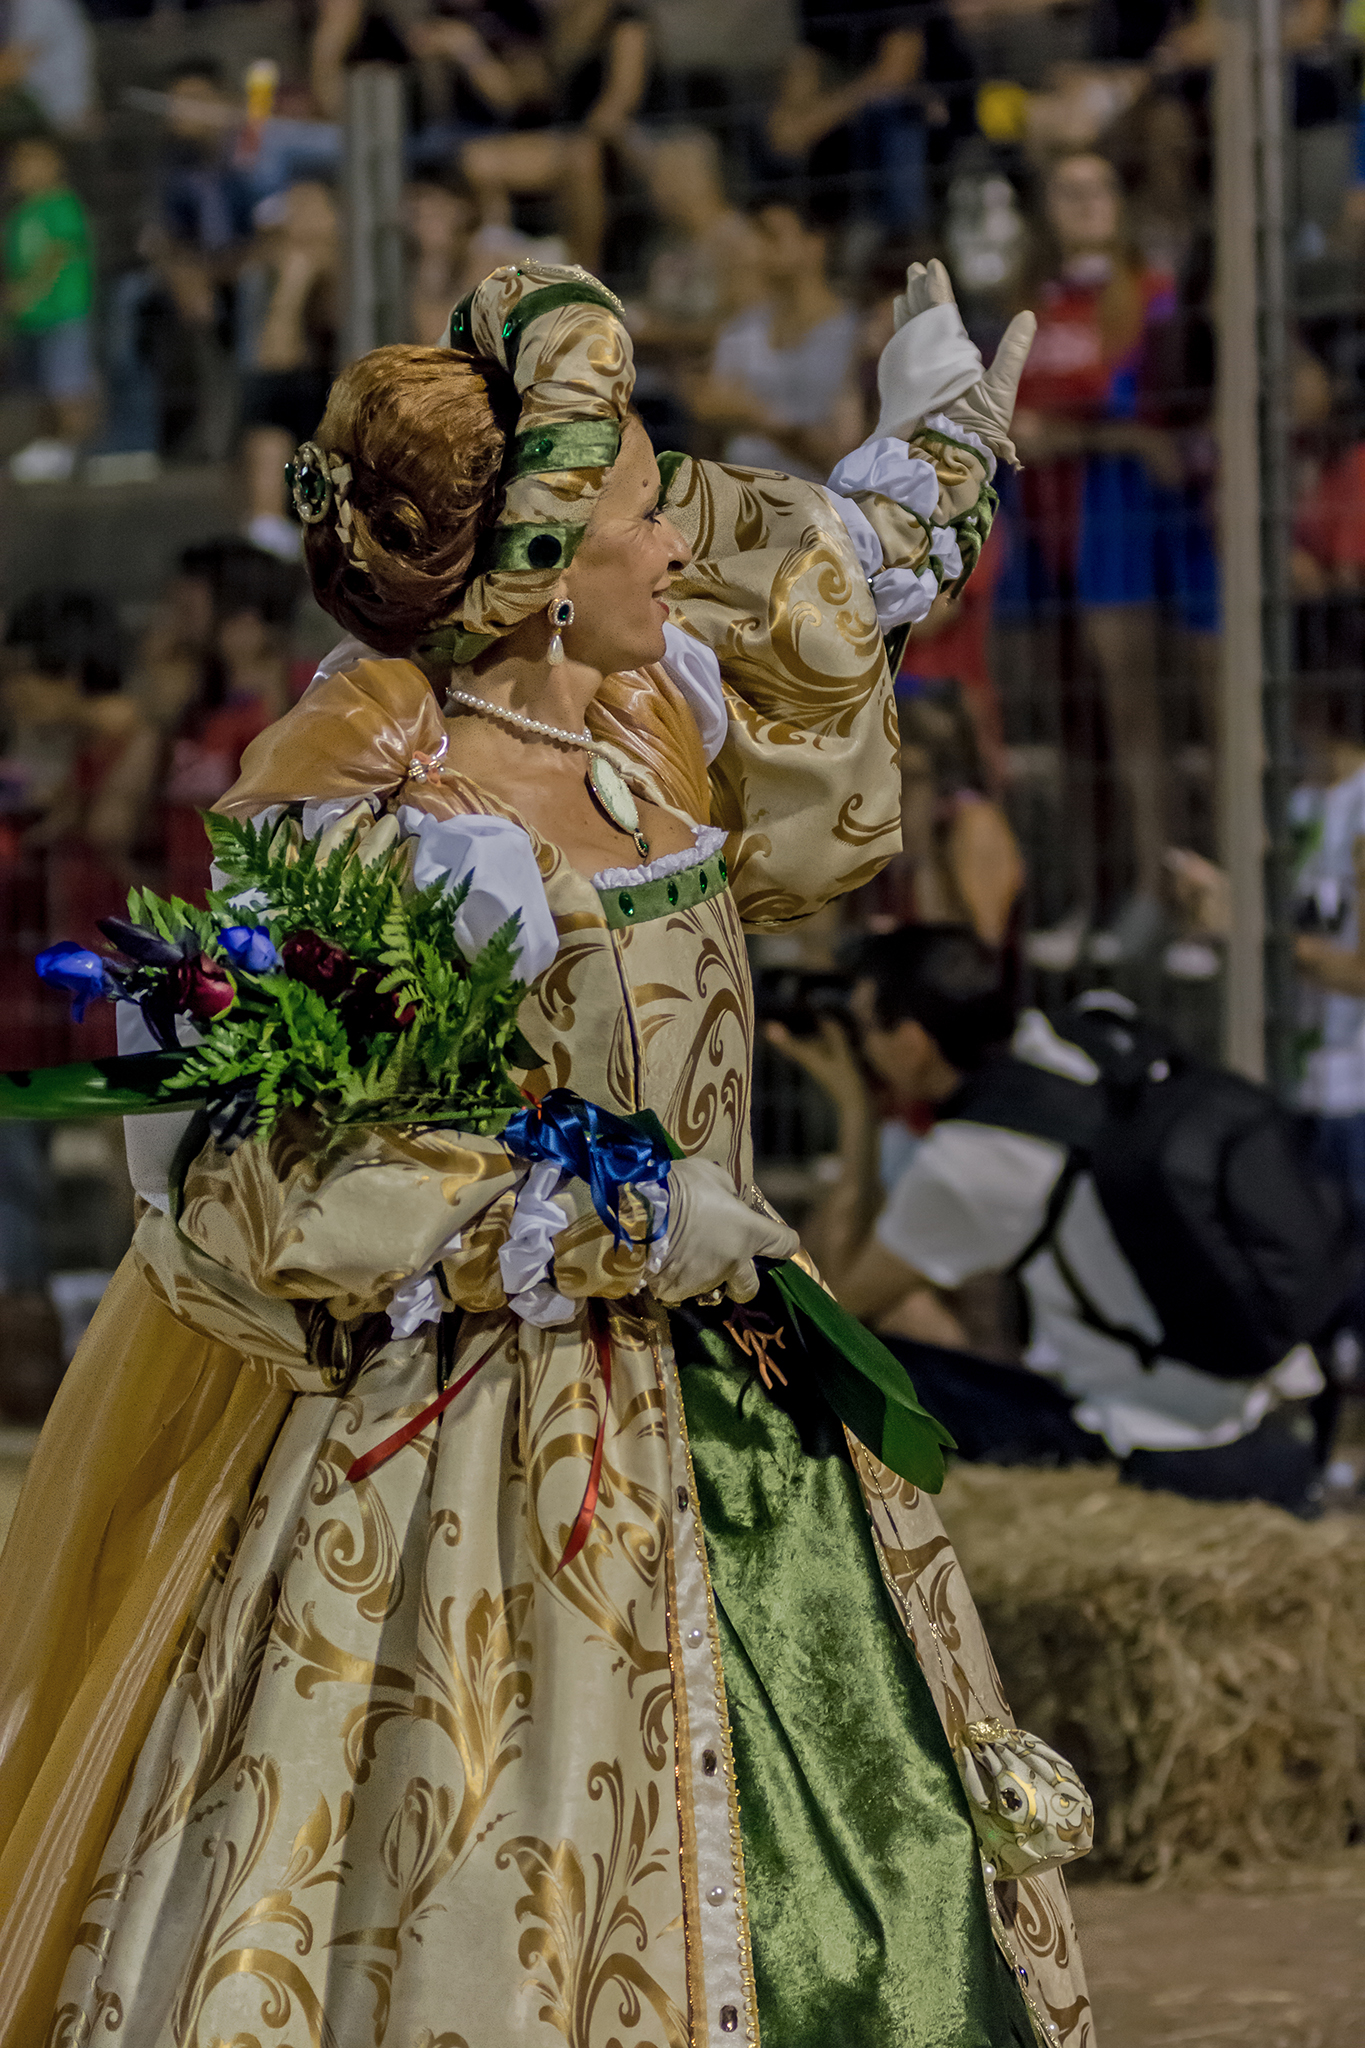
[1005,149,1217,966]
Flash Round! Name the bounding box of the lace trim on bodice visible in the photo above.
[592,824,727,891]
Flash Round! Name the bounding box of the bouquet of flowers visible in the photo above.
[31,808,529,1140]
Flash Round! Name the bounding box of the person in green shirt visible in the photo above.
[3,135,95,480]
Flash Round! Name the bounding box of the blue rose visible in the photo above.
[219,925,279,974]
[35,940,114,1022]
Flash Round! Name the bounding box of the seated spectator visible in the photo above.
[407,177,476,342]
[238,178,339,560]
[459,0,651,270]
[400,0,550,169]
[3,135,95,482]
[689,203,862,483]
[624,127,764,451]
[847,677,1023,943]
[771,924,1354,1514]
[160,542,300,904]
[0,0,92,143]
[627,128,764,357]
[0,591,158,1081]
[112,62,335,467]
[403,174,562,340]
[1,589,157,890]
[767,0,974,232]
[127,544,220,737]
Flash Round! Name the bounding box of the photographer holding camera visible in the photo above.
[769,924,1357,1514]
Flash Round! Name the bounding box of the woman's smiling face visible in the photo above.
[558,418,691,676]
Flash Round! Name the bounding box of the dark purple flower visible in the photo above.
[219,925,279,974]
[34,941,114,1022]
[342,965,418,1039]
[281,930,353,996]
[97,915,190,966]
[280,932,415,1039]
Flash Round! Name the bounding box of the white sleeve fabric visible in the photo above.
[498,1159,575,1325]
[660,622,728,764]
[117,1001,197,1214]
[874,1121,1065,1288]
[395,805,558,982]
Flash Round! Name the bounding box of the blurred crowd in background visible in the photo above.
[3,0,1365,1462]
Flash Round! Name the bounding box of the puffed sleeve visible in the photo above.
[660,456,901,928]
[132,1117,657,1373]
[659,423,999,928]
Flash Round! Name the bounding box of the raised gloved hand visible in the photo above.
[647,1156,798,1306]
[875,258,1037,467]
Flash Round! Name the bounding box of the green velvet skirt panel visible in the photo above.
[676,1328,1035,2047]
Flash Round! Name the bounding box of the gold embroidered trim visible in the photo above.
[853,1439,1057,2048]
[652,1314,760,2047]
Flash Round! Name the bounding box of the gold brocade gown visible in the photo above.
[0,460,1094,2048]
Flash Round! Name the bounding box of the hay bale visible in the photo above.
[935,1465,1365,1882]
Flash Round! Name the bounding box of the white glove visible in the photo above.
[876,258,1037,467]
[647,1157,798,1307]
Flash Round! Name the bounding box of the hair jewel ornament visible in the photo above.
[546,597,574,666]
[287,441,368,566]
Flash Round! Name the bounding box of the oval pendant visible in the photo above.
[587,754,650,856]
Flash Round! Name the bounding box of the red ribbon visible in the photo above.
[345,1305,613,1578]
[553,1302,612,1575]
[344,1331,501,1484]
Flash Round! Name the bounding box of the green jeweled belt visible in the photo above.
[597,848,729,931]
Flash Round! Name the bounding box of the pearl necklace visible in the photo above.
[443,682,650,858]
[444,684,590,748]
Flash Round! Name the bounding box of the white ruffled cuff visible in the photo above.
[499,1159,576,1326]
[827,435,942,516]
[387,1230,463,1339]
[869,560,939,631]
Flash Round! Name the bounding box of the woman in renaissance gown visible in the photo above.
[0,260,1094,2047]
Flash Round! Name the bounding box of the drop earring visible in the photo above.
[547,597,574,665]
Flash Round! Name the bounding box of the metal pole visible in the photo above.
[342,61,407,364]
[1214,0,1268,1079]
[1256,0,1295,1093]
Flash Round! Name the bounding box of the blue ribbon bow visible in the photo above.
[503,1089,674,1245]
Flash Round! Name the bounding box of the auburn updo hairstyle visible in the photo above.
[303,344,520,655]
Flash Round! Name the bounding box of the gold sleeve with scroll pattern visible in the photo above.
[661,455,903,928]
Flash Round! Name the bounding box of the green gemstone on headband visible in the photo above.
[507,420,622,480]
[526,534,562,568]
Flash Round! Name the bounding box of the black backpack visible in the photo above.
[943,995,1362,1381]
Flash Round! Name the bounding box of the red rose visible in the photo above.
[171,954,235,1021]
[281,930,354,995]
